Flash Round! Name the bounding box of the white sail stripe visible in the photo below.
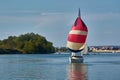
[69,30,87,35]
[67,41,85,50]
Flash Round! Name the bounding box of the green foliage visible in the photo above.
[55,47,68,52]
[0,33,55,54]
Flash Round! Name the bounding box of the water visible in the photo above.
[0,53,120,80]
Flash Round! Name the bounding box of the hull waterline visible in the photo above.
[69,56,83,63]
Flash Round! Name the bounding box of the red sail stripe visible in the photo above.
[68,34,87,43]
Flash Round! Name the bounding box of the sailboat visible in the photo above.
[67,8,88,63]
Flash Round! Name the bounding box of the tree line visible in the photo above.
[0,33,55,54]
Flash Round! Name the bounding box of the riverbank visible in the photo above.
[92,50,120,53]
[0,48,54,54]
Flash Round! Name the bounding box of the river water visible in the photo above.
[0,53,120,80]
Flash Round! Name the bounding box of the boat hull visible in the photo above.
[69,56,83,63]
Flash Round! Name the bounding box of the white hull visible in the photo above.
[69,56,83,63]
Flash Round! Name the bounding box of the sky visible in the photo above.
[0,0,120,47]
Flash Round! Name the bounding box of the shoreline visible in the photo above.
[91,50,120,53]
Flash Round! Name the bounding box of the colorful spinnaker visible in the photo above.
[67,9,88,52]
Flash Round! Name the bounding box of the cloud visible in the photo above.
[3,10,120,28]
[0,15,37,24]
[32,12,72,29]
[85,12,120,21]
[0,11,72,27]
[0,10,41,14]
[41,12,64,16]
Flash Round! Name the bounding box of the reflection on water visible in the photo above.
[68,63,87,80]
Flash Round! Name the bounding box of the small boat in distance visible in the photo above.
[67,8,88,63]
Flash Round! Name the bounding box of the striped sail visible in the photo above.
[67,10,88,52]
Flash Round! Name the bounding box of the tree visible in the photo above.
[0,33,55,54]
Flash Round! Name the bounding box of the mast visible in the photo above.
[78,8,81,17]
